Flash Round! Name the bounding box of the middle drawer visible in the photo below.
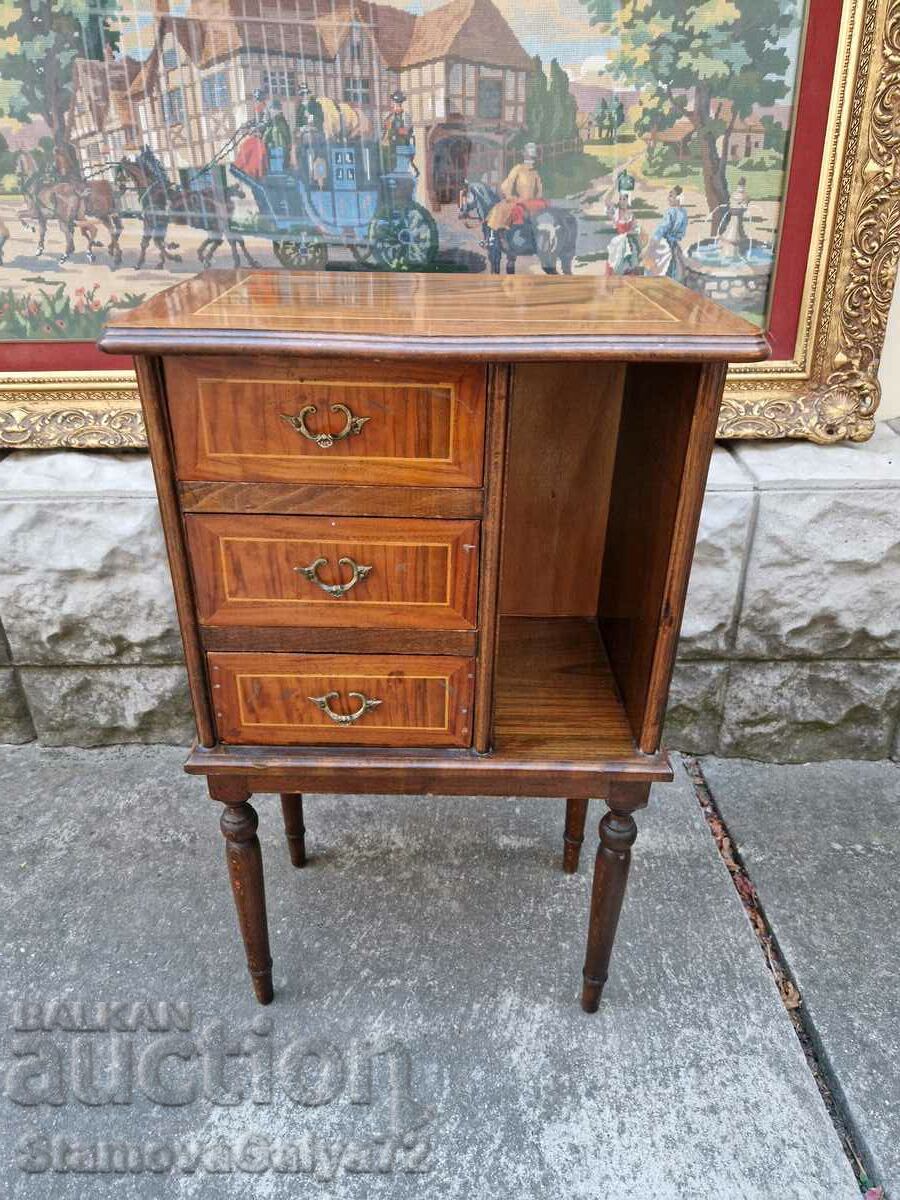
[186,513,479,630]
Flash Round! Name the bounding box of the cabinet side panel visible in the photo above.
[500,362,625,617]
[473,363,511,753]
[135,355,216,746]
[599,361,724,751]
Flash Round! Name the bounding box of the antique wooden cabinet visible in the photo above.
[100,271,767,1010]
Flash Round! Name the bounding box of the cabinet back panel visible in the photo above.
[499,362,624,617]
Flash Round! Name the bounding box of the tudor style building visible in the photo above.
[67,0,532,210]
[68,49,142,168]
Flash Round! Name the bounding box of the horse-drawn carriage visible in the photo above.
[231,140,439,271]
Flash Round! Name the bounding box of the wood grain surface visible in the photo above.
[165,356,486,486]
[200,626,477,656]
[500,362,624,617]
[133,355,216,747]
[179,482,483,519]
[186,513,479,630]
[472,362,510,752]
[597,361,726,752]
[185,740,671,797]
[209,651,475,747]
[101,270,769,362]
[493,617,637,762]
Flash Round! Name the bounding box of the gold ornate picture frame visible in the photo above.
[1,0,897,448]
[720,0,900,442]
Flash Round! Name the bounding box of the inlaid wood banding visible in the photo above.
[186,513,479,631]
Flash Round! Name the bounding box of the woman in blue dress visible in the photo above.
[651,185,689,280]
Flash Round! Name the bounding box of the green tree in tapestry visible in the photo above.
[525,55,579,147]
[524,54,549,144]
[547,59,578,143]
[579,0,797,228]
[0,0,122,146]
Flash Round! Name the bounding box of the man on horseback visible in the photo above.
[459,163,576,276]
[17,144,123,266]
[53,142,82,184]
[486,143,544,233]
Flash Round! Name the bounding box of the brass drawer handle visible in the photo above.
[308,691,383,725]
[282,403,370,449]
[294,555,373,598]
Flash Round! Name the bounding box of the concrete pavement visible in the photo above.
[0,745,863,1198]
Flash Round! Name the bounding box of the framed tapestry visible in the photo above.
[0,0,897,447]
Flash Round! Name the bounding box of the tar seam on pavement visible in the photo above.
[684,756,882,1199]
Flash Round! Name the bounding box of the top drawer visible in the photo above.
[164,357,486,487]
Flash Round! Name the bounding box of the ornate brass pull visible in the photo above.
[295,555,373,598]
[308,691,382,725]
[282,403,370,449]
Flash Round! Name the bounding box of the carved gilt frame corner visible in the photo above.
[0,0,897,450]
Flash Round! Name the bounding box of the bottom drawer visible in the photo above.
[209,652,474,747]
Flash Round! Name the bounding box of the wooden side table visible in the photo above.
[101,271,767,1010]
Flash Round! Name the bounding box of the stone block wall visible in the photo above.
[2,427,899,761]
[0,454,193,746]
[668,423,900,760]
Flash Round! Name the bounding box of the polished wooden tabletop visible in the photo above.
[101,270,769,362]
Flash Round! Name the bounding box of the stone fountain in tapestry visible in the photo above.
[683,193,774,309]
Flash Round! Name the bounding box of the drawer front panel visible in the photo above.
[166,357,486,487]
[209,652,474,747]
[187,514,479,630]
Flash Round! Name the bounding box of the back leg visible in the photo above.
[563,798,589,873]
[280,794,307,868]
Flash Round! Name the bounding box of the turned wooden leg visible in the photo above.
[563,797,589,873]
[212,782,273,1005]
[280,793,306,868]
[581,781,650,1013]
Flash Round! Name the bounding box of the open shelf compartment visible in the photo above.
[493,617,637,764]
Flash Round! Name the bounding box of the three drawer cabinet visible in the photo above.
[101,270,767,1009]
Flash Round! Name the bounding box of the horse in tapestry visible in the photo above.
[458,180,577,275]
[114,147,259,271]
[15,149,123,267]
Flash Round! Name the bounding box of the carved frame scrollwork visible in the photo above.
[720,0,900,442]
[1,0,898,448]
[0,375,144,449]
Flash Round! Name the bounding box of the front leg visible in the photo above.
[581,781,650,1012]
[211,780,274,1005]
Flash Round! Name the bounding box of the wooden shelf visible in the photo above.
[493,617,639,763]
